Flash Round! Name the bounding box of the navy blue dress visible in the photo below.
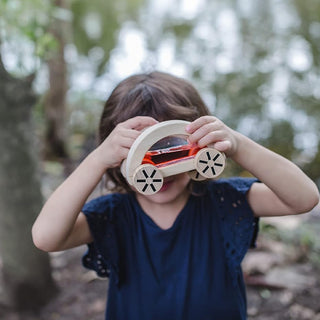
[82,178,259,320]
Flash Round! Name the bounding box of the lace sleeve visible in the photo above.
[81,194,121,284]
[210,178,259,284]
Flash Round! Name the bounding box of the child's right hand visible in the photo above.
[32,117,157,252]
[94,116,158,169]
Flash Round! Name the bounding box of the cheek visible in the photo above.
[179,172,191,182]
[173,173,191,188]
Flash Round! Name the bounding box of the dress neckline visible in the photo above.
[130,193,193,232]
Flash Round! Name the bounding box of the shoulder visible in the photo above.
[204,177,260,216]
[210,177,258,190]
[207,177,258,197]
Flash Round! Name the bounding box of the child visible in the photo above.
[32,71,319,320]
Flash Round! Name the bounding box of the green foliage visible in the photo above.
[163,21,194,42]
[211,71,270,128]
[70,0,145,76]
[303,143,320,186]
[262,121,295,159]
[0,0,57,70]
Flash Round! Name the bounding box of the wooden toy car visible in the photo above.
[121,120,226,195]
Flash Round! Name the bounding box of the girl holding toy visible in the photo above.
[32,71,319,320]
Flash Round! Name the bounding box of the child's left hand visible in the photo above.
[186,116,319,218]
[186,116,238,157]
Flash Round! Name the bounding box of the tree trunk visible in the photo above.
[0,57,57,310]
[44,0,69,160]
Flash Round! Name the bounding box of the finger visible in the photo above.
[120,128,141,140]
[121,116,158,130]
[188,122,222,144]
[186,116,218,134]
[118,136,138,149]
[197,130,226,148]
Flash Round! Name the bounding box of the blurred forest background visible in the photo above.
[0,0,319,319]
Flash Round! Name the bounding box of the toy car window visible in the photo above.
[149,135,188,151]
[143,135,199,166]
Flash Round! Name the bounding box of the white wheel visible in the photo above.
[194,148,225,179]
[133,164,163,195]
[188,170,207,181]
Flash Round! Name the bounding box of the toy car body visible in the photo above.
[121,120,225,195]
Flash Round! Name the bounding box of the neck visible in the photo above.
[135,190,190,230]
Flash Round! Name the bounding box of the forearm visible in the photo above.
[232,132,319,214]
[32,150,106,251]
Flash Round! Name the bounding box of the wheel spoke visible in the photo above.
[142,184,149,192]
[202,166,209,173]
[150,170,156,178]
[213,154,220,161]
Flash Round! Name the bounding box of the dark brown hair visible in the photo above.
[99,71,211,193]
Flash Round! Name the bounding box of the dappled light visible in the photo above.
[0,0,319,319]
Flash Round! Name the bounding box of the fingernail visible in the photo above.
[186,125,190,132]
